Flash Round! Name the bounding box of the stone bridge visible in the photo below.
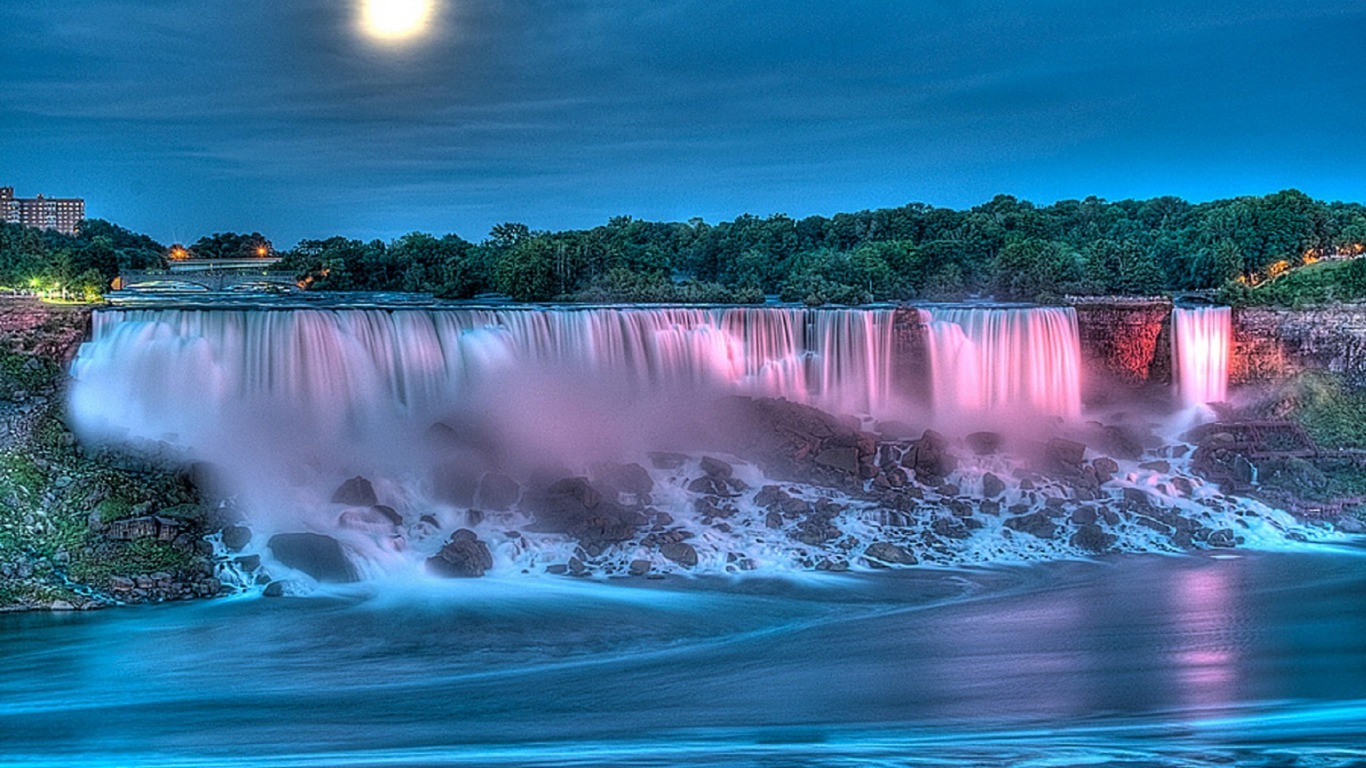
[117,270,300,293]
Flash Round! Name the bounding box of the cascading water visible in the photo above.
[1172,306,1232,409]
[924,306,1083,420]
[68,302,1321,584]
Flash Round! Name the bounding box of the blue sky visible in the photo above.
[3,0,1364,245]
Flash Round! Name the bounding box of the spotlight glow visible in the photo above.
[361,0,433,42]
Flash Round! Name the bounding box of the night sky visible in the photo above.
[3,0,1364,246]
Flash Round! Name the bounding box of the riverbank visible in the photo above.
[0,298,220,612]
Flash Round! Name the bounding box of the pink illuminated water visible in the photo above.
[78,307,901,426]
[1173,306,1232,409]
[924,307,1083,419]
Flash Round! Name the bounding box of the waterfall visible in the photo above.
[1172,306,1232,409]
[75,307,904,435]
[924,307,1083,420]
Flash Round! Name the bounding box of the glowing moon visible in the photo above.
[361,0,433,41]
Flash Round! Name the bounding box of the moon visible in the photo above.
[360,0,433,42]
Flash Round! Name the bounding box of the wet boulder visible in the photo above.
[814,447,860,475]
[904,429,956,481]
[863,541,917,566]
[1044,438,1088,475]
[1071,524,1116,553]
[591,462,655,498]
[268,533,360,583]
[981,472,1006,499]
[1092,457,1120,483]
[221,525,252,552]
[699,456,734,479]
[1003,512,1060,540]
[373,505,403,526]
[331,476,378,507]
[426,529,494,578]
[659,541,698,567]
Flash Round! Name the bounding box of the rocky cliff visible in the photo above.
[1232,306,1366,387]
[0,298,220,612]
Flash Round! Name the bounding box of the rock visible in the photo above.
[426,529,494,577]
[1071,524,1116,553]
[546,477,603,510]
[904,430,956,480]
[221,525,252,552]
[1044,438,1088,474]
[267,533,360,583]
[754,485,791,508]
[628,559,651,576]
[981,472,1005,499]
[659,541,698,567]
[591,462,654,497]
[372,505,403,526]
[1139,460,1171,474]
[813,447,860,474]
[765,511,784,529]
[331,476,378,507]
[263,581,286,598]
[965,431,1003,455]
[50,600,75,611]
[1123,488,1154,508]
[699,456,733,479]
[1207,528,1237,548]
[1172,477,1195,496]
[1092,457,1120,482]
[1003,512,1059,539]
[476,472,520,511]
[864,541,917,565]
[570,515,636,546]
[234,554,262,572]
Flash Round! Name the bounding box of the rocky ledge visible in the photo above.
[0,298,222,612]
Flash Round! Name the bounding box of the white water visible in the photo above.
[67,304,1327,585]
[1173,306,1232,409]
[924,306,1083,420]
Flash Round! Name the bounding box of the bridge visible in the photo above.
[116,269,300,293]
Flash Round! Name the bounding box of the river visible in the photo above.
[3,547,1364,767]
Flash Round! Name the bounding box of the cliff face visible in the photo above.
[1072,299,1173,386]
[0,298,219,612]
[1232,307,1366,387]
[1063,300,1366,393]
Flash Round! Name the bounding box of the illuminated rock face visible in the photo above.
[1231,307,1366,388]
[1070,298,1173,392]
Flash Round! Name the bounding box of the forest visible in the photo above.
[3,190,1365,305]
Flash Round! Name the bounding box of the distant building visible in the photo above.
[0,186,86,236]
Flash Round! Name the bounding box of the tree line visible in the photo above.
[3,189,1364,304]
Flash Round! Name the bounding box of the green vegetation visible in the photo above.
[1284,373,1366,450]
[1219,258,1366,307]
[0,219,166,300]
[3,189,1363,305]
[274,189,1366,304]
